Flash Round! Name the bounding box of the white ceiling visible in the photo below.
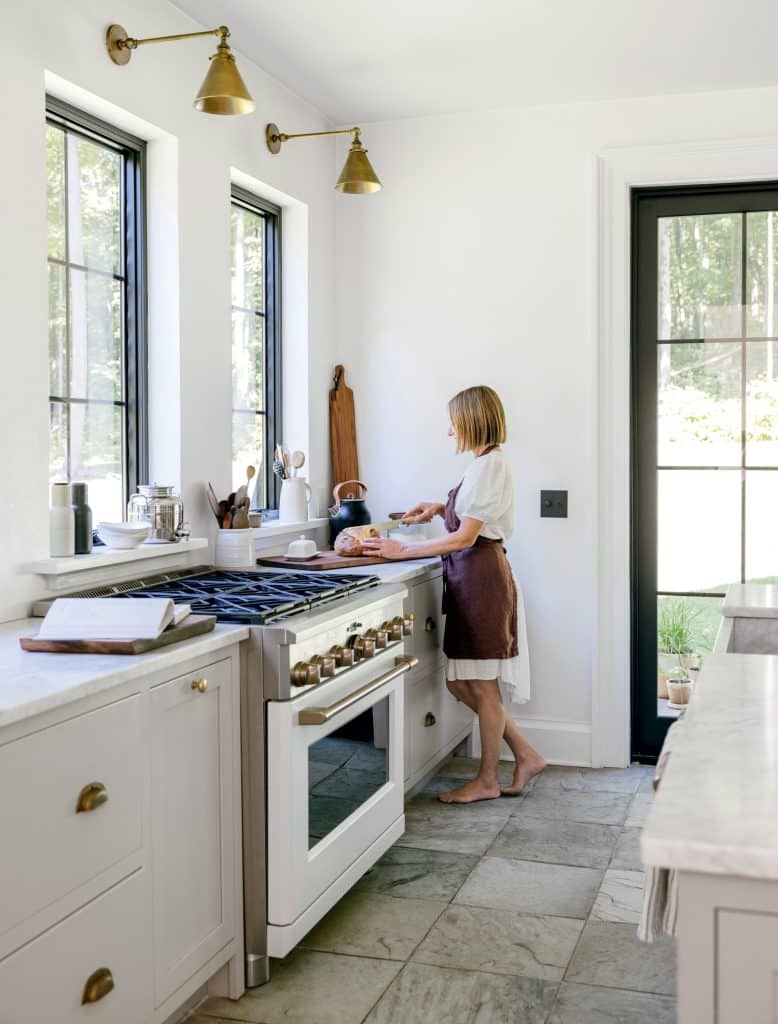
[173,0,778,124]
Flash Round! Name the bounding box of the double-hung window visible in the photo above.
[46,97,147,524]
[230,187,281,510]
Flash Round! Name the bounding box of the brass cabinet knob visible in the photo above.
[424,617,436,632]
[82,966,114,1004]
[364,628,389,649]
[191,678,208,693]
[76,781,109,814]
[310,655,336,678]
[424,712,437,727]
[329,645,355,668]
[291,661,321,686]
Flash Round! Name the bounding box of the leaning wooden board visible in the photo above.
[257,552,393,571]
[329,364,360,486]
[20,614,217,655]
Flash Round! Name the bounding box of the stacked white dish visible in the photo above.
[95,521,152,549]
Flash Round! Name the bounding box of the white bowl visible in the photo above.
[96,521,152,549]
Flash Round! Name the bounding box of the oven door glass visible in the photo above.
[308,699,389,849]
[266,656,405,934]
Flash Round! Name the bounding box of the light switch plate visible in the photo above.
[540,490,568,518]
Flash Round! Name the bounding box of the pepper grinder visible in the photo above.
[71,482,93,555]
[49,482,75,557]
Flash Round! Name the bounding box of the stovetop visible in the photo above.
[102,567,380,625]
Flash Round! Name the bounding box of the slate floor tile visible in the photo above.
[364,961,557,1024]
[488,815,619,869]
[201,950,401,1024]
[517,786,632,826]
[298,890,445,960]
[454,856,603,919]
[548,982,676,1024]
[591,869,645,924]
[625,792,654,828]
[354,845,479,902]
[535,765,643,794]
[610,827,644,870]
[397,799,511,856]
[435,756,517,786]
[413,904,583,981]
[565,921,676,995]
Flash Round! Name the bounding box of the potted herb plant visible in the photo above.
[657,601,699,700]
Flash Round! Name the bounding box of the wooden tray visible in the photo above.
[20,614,217,655]
[257,552,393,571]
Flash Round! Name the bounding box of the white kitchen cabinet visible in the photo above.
[150,657,238,1007]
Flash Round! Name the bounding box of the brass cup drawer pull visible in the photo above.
[191,677,208,693]
[82,966,114,1004]
[76,781,109,814]
[424,617,436,632]
[424,712,437,727]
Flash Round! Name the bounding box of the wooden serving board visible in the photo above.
[257,552,393,571]
[329,364,360,486]
[20,614,217,655]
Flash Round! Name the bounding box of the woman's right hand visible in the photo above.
[403,501,445,524]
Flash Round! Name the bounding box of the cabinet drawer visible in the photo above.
[0,696,144,940]
[0,869,151,1024]
[405,576,444,665]
[407,671,472,778]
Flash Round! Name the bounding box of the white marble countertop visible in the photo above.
[0,620,249,730]
[724,583,778,619]
[327,557,441,585]
[642,651,778,879]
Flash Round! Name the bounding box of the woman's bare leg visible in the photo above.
[439,680,504,803]
[446,679,546,795]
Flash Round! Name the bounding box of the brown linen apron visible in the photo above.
[441,450,519,661]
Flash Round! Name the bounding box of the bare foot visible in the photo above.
[501,754,547,796]
[438,778,501,804]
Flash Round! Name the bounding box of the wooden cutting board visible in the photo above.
[257,552,393,571]
[329,364,359,486]
[20,614,217,655]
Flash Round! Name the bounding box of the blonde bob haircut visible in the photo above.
[448,385,507,454]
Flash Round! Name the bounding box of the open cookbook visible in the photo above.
[36,598,192,641]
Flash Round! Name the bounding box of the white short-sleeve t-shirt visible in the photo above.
[454,448,514,541]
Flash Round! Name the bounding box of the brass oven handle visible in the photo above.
[191,677,208,693]
[299,656,418,726]
[76,781,108,814]
[82,966,114,1004]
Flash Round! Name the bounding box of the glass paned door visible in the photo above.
[632,188,778,759]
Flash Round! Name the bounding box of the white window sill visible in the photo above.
[251,517,328,538]
[27,538,209,579]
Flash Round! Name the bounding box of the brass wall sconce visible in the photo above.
[106,24,255,115]
[266,124,382,194]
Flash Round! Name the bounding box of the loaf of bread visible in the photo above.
[334,526,379,557]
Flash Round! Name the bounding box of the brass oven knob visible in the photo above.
[329,644,355,668]
[392,614,414,636]
[352,635,376,660]
[364,628,389,649]
[291,661,321,686]
[310,654,336,678]
[382,620,403,642]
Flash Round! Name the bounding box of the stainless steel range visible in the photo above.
[35,566,416,987]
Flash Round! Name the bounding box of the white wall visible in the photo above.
[334,84,778,764]
[0,0,336,621]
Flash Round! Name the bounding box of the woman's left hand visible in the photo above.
[361,536,408,560]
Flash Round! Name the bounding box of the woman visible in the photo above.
[362,385,546,804]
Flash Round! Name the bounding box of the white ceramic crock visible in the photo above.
[214,528,255,568]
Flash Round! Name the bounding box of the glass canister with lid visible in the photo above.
[127,484,185,543]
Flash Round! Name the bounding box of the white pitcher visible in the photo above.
[278,476,312,523]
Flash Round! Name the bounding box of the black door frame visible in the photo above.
[631,181,778,761]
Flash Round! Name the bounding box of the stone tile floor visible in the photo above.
[190,759,675,1024]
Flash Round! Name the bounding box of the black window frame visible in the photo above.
[631,181,778,761]
[45,95,148,509]
[230,185,282,510]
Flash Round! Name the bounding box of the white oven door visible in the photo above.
[266,651,412,955]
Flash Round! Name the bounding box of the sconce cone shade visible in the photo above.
[193,43,255,115]
[335,139,382,194]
